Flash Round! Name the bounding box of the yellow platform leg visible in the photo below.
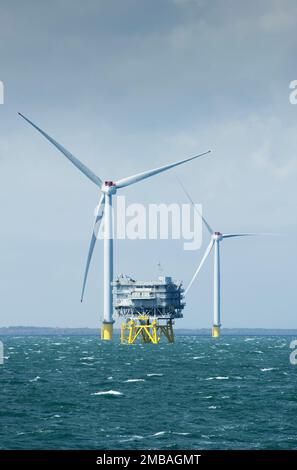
[101,322,114,341]
[212,325,221,338]
[157,320,174,343]
[121,322,128,344]
[120,317,174,344]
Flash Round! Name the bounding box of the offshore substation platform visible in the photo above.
[113,275,185,344]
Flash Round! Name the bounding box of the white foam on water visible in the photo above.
[206,376,229,380]
[55,356,66,361]
[91,390,123,396]
[80,357,94,360]
[125,379,145,382]
[208,406,217,409]
[29,376,40,382]
[152,431,166,436]
[107,376,113,380]
[120,435,144,443]
[260,368,275,372]
[146,373,163,377]
[173,432,190,436]
[193,356,204,359]
[244,338,256,342]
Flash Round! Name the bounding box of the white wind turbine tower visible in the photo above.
[179,181,260,338]
[19,113,210,340]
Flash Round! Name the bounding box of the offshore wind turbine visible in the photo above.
[179,181,259,338]
[19,113,210,340]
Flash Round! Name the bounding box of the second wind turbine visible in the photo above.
[180,182,260,338]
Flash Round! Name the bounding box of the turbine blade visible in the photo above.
[185,239,214,294]
[223,233,259,239]
[81,194,105,302]
[115,150,211,189]
[223,232,278,239]
[176,176,213,235]
[18,113,102,187]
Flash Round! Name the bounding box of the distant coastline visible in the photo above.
[0,326,297,336]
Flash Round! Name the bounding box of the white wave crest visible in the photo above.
[206,376,229,380]
[125,379,145,383]
[29,376,40,382]
[91,390,123,396]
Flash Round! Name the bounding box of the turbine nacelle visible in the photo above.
[212,231,223,241]
[102,181,117,195]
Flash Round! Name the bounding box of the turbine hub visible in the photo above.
[212,231,223,241]
[102,181,117,195]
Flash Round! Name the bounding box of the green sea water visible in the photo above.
[0,335,296,450]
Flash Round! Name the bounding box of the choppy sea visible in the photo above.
[0,335,296,450]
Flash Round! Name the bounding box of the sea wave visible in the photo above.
[206,376,229,380]
[125,379,145,383]
[91,390,123,396]
[119,435,144,443]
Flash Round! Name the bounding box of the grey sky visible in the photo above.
[0,0,296,328]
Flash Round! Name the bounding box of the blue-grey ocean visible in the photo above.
[0,335,296,450]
